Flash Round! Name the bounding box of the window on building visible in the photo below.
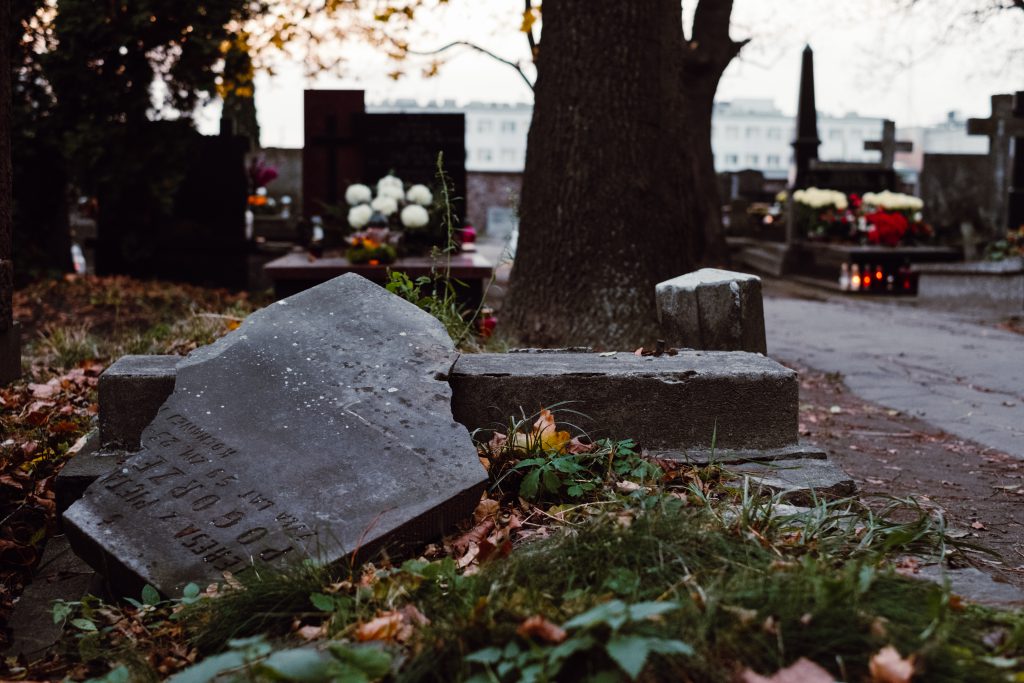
[767,154,781,167]
[766,128,781,140]
[500,120,516,133]
[478,148,493,162]
[500,148,515,162]
[477,120,493,133]
[829,129,843,140]
[725,126,739,139]
[725,154,739,165]
[746,154,760,166]
[745,127,760,139]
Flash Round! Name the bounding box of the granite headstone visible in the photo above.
[64,274,487,595]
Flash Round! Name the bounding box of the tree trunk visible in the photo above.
[504,0,695,348]
[681,0,746,267]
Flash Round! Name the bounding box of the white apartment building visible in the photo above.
[710,99,886,179]
[371,98,986,179]
[368,99,533,173]
[897,111,989,172]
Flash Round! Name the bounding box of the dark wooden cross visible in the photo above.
[863,120,912,170]
[968,93,1024,232]
[308,114,356,205]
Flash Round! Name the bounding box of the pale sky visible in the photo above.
[197,0,1024,148]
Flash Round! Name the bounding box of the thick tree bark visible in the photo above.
[682,0,746,266]
[504,0,695,348]
[1,0,13,328]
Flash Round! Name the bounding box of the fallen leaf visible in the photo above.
[356,612,403,642]
[295,623,326,641]
[473,497,500,524]
[516,615,567,644]
[740,657,834,682]
[869,645,915,683]
[971,520,986,530]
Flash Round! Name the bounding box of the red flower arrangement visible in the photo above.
[865,211,908,247]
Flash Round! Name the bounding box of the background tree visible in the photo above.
[9,0,259,279]
[502,0,742,347]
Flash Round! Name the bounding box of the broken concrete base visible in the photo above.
[725,457,856,504]
[4,535,104,659]
[53,430,129,515]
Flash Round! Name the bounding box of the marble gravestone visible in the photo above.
[63,274,487,596]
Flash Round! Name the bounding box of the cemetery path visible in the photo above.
[764,287,1024,590]
[763,292,1024,459]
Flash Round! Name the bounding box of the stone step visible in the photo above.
[450,351,798,453]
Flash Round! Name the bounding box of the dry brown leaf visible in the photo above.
[516,615,567,644]
[356,612,404,642]
[296,623,327,641]
[739,657,834,683]
[355,605,429,644]
[473,497,500,524]
[869,645,915,682]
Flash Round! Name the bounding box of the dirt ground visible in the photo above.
[787,358,1024,590]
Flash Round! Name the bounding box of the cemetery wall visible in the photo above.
[466,171,521,233]
[257,148,303,209]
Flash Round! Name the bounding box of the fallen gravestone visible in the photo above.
[656,269,767,354]
[63,274,487,596]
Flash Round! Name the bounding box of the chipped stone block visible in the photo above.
[656,268,767,354]
[98,355,179,449]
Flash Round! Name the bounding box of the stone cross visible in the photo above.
[968,94,1024,231]
[864,120,912,170]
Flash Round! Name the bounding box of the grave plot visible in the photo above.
[63,274,488,596]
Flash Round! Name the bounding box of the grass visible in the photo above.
[10,277,1024,682]
[113,498,1021,683]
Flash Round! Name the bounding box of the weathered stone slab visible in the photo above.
[916,565,1024,607]
[656,269,767,354]
[450,351,797,452]
[915,257,1024,312]
[725,458,856,504]
[99,355,179,449]
[63,274,487,596]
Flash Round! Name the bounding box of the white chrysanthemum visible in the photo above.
[347,204,373,229]
[406,184,433,206]
[795,187,848,210]
[378,184,405,201]
[400,204,430,229]
[344,183,372,205]
[377,175,404,195]
[370,195,399,216]
[863,190,924,211]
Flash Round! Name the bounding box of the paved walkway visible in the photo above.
[764,292,1024,458]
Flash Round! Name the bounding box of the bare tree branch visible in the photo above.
[524,0,538,58]
[405,40,535,90]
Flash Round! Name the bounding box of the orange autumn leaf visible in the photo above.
[740,658,834,683]
[869,645,915,683]
[356,612,403,642]
[516,615,567,644]
[356,605,429,644]
[513,408,570,453]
